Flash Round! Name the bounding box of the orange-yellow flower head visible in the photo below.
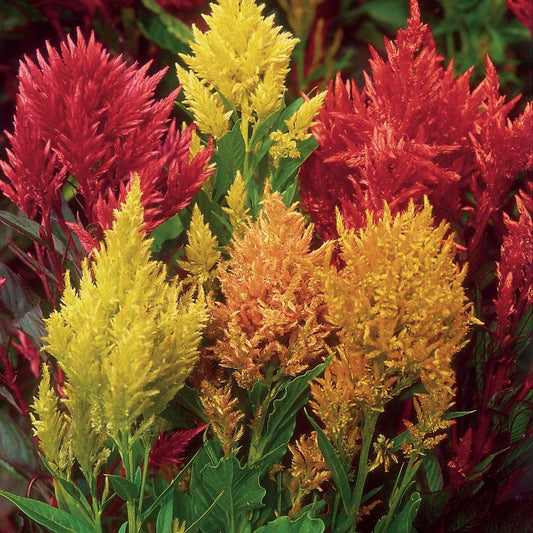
[312,199,475,453]
[208,190,335,388]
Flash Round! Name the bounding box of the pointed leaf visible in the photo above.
[0,490,93,533]
[190,454,265,531]
[306,410,352,516]
[255,513,325,532]
[106,474,139,502]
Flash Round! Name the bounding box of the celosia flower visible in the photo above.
[208,189,335,388]
[311,199,474,453]
[148,424,207,472]
[177,0,299,134]
[221,171,251,236]
[299,0,533,254]
[178,204,221,287]
[200,379,245,455]
[269,91,326,163]
[506,0,533,36]
[493,191,533,351]
[0,30,214,239]
[287,431,331,517]
[31,364,73,475]
[42,177,208,442]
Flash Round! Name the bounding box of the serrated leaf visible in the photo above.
[0,490,93,533]
[190,454,265,531]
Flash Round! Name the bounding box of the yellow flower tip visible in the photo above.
[179,0,298,124]
[179,203,221,285]
[268,90,326,163]
[30,364,73,474]
[222,171,251,235]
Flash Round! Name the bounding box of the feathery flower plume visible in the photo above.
[0,30,214,240]
[287,431,331,517]
[31,364,73,476]
[42,176,208,443]
[177,0,299,135]
[312,199,474,456]
[493,191,533,352]
[208,189,335,388]
[299,0,533,251]
[178,203,221,288]
[269,91,326,163]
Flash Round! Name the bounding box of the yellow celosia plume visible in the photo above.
[269,90,326,163]
[312,199,475,454]
[42,176,208,444]
[177,0,299,134]
[179,203,221,287]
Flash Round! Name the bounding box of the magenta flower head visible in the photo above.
[1,29,214,242]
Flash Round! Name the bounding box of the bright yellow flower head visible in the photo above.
[43,176,208,441]
[177,0,299,132]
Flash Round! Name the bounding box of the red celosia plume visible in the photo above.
[299,0,533,257]
[1,29,214,247]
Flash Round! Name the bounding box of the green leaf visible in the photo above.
[385,491,421,533]
[0,490,93,533]
[0,410,40,479]
[212,122,246,201]
[306,411,352,516]
[54,477,95,528]
[141,449,202,523]
[255,513,325,532]
[150,213,185,254]
[106,474,139,502]
[509,401,532,444]
[156,491,174,533]
[190,454,265,532]
[423,452,444,492]
[250,361,329,469]
[140,0,193,44]
[250,108,283,148]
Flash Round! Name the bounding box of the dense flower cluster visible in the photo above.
[311,200,474,457]
[39,179,207,475]
[206,190,335,388]
[299,0,533,260]
[0,30,214,242]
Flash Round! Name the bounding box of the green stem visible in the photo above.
[349,409,379,527]
[377,453,421,533]
[137,444,151,515]
[118,432,139,533]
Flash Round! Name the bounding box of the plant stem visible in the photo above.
[349,409,379,527]
[376,453,420,533]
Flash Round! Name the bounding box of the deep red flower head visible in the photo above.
[299,0,533,252]
[1,29,214,244]
[148,424,207,471]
